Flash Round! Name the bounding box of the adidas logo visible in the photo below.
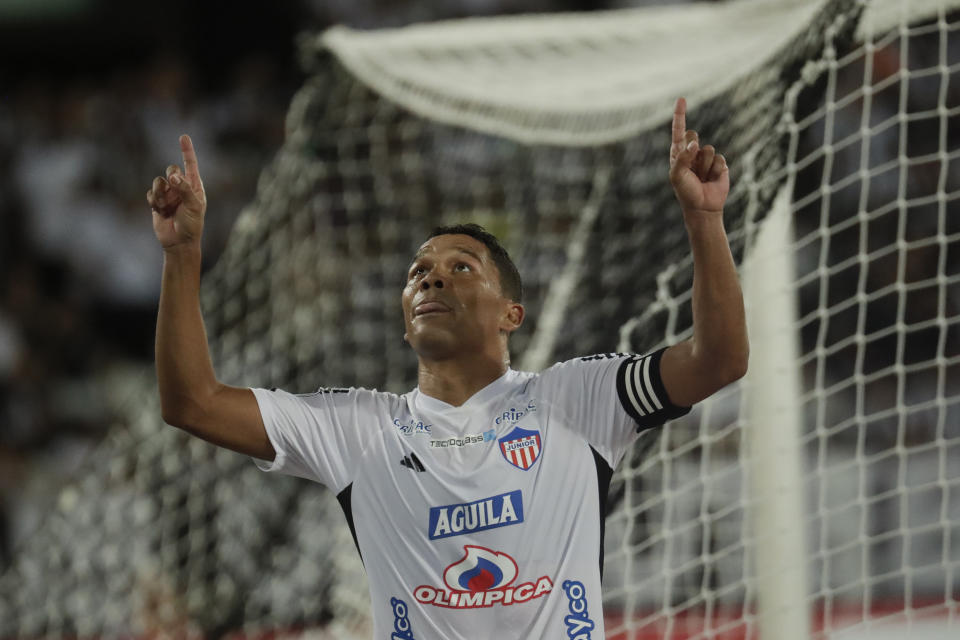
[400,453,426,472]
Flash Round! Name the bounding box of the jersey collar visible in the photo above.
[414,368,519,413]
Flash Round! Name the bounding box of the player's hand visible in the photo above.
[146,135,207,250]
[668,97,730,218]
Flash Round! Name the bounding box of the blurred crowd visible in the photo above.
[0,51,297,568]
[3,0,950,603]
[0,0,676,571]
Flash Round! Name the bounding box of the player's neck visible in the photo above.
[416,353,509,407]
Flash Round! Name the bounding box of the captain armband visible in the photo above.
[615,348,691,432]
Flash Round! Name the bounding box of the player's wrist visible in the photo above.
[681,208,725,229]
[162,240,203,261]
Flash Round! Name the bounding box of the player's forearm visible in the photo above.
[155,244,221,426]
[684,211,749,383]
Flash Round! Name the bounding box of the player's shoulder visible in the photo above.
[292,385,407,410]
[573,352,634,364]
[537,352,635,378]
[516,353,632,399]
[304,384,402,397]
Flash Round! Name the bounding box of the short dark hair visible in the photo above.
[429,223,523,303]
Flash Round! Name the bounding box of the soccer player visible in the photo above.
[147,97,747,638]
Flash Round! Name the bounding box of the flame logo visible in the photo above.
[443,545,519,592]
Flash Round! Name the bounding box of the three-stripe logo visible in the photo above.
[400,452,426,472]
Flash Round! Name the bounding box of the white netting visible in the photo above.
[2,0,959,637]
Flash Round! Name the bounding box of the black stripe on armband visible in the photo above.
[616,347,692,432]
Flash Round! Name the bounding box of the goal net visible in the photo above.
[2,0,959,637]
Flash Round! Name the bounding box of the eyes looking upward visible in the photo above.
[406,249,484,285]
[408,261,472,281]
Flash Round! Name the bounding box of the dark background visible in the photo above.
[0,0,692,574]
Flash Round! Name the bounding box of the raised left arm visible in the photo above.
[659,97,749,407]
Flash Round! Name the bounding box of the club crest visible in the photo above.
[498,426,542,470]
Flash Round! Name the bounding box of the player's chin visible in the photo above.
[407,325,463,359]
[408,311,454,335]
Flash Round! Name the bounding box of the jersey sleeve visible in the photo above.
[539,348,692,467]
[250,386,383,493]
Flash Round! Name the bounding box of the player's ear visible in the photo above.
[500,302,524,334]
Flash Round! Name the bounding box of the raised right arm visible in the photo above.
[148,135,275,461]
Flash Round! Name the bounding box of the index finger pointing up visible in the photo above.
[672,97,687,145]
[180,134,200,184]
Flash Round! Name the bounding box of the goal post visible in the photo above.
[2,1,960,638]
[743,183,809,640]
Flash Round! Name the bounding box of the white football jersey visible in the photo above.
[252,349,689,639]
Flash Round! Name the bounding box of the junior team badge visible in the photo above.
[498,426,542,470]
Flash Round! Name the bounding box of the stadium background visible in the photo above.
[1,0,958,638]
[0,0,645,573]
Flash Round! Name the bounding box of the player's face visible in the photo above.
[402,234,521,360]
